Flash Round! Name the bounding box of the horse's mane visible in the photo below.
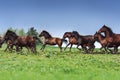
[102,25,114,36]
[72,31,80,40]
[4,30,18,39]
[42,30,52,38]
[64,32,72,36]
[72,31,80,36]
[65,32,72,34]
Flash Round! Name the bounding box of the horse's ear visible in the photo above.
[103,24,106,27]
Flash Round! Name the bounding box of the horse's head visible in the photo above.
[71,31,80,40]
[4,30,18,41]
[94,31,105,41]
[98,25,114,37]
[62,32,72,39]
[39,30,52,39]
[94,32,99,40]
[98,25,108,33]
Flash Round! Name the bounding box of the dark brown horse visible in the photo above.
[0,36,15,52]
[39,30,67,52]
[3,30,36,53]
[4,40,15,52]
[62,32,81,51]
[94,32,115,52]
[98,25,120,53]
[72,31,95,53]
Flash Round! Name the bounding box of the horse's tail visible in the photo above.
[62,39,67,44]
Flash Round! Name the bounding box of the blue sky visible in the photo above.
[0,0,120,38]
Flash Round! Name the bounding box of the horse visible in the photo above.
[94,32,115,53]
[0,36,14,52]
[72,31,95,53]
[39,30,67,52]
[4,40,15,52]
[98,25,120,53]
[62,32,81,51]
[3,30,36,53]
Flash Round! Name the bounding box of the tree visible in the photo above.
[27,27,38,37]
[18,28,26,36]
[27,27,40,44]
[8,27,17,33]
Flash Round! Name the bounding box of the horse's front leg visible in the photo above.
[81,45,88,53]
[64,43,70,51]
[76,45,81,50]
[40,45,44,50]
[41,44,46,52]
[69,44,73,51]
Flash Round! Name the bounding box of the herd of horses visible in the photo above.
[0,25,120,54]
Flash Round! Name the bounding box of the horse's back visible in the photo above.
[81,35,95,43]
[112,34,120,44]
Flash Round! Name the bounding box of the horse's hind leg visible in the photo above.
[59,46,62,52]
[76,45,81,50]
[113,46,118,54]
[88,45,95,53]
[4,44,9,52]
[33,44,37,53]
[31,43,37,54]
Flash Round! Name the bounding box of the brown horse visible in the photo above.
[72,31,95,53]
[3,30,36,53]
[98,25,120,53]
[0,36,14,52]
[94,32,115,52]
[15,36,36,53]
[39,30,67,52]
[62,32,81,51]
[4,40,15,52]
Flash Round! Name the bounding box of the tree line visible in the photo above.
[7,27,38,36]
[4,27,40,44]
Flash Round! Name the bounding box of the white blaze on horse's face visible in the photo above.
[39,36,46,44]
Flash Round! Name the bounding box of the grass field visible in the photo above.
[0,45,120,80]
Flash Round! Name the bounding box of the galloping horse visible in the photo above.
[98,25,120,53]
[72,31,95,53]
[3,30,36,53]
[62,32,81,51]
[0,35,15,52]
[94,32,115,52]
[39,30,67,52]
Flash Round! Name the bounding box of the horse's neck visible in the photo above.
[98,35,105,42]
[10,35,18,41]
[104,31,111,38]
[45,36,52,39]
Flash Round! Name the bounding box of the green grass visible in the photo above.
[0,45,120,80]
